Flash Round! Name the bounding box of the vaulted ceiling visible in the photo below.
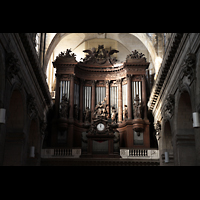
[44,33,164,73]
[43,33,165,92]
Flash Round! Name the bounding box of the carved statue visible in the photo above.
[114,131,120,153]
[84,107,91,122]
[123,105,128,120]
[93,97,109,119]
[56,48,76,59]
[74,104,79,120]
[59,94,70,118]
[82,45,119,65]
[133,95,141,119]
[126,50,147,62]
[111,106,117,123]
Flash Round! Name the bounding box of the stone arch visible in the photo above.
[162,120,173,151]
[176,91,193,131]
[174,90,196,165]
[6,88,26,132]
[160,120,174,165]
[3,88,26,165]
[43,33,158,74]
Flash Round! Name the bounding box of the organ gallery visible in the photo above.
[46,45,154,158]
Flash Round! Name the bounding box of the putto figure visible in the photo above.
[133,95,141,119]
[59,94,70,118]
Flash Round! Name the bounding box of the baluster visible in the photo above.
[131,149,134,156]
[70,149,72,156]
[141,150,143,156]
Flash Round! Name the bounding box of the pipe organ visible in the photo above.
[50,46,151,152]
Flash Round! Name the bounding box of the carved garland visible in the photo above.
[27,94,38,119]
[163,94,175,121]
[182,53,196,81]
[6,52,20,80]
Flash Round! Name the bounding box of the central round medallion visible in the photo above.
[97,123,105,132]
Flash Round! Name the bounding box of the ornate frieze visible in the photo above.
[148,33,184,111]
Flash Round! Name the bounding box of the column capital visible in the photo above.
[105,80,110,85]
[116,78,122,84]
[69,74,75,80]
[92,80,97,86]
[126,74,132,80]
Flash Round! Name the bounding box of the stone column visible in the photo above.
[127,74,132,120]
[69,74,74,120]
[117,79,122,123]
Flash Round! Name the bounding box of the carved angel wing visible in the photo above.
[83,50,93,56]
[109,50,119,55]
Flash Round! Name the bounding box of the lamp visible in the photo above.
[0,108,6,124]
[193,112,200,128]
[165,151,169,163]
[30,146,35,158]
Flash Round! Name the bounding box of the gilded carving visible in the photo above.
[81,45,119,66]
[126,50,147,62]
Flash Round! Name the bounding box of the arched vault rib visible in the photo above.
[43,33,159,74]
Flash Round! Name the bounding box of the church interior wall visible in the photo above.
[1,33,200,165]
[0,33,51,165]
[152,33,200,166]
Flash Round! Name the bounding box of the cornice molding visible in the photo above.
[18,33,52,106]
[148,33,184,111]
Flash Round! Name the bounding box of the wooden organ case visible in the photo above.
[50,46,151,158]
